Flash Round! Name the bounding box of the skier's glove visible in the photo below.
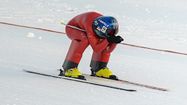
[107,35,124,44]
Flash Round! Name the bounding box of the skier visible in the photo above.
[60,11,124,80]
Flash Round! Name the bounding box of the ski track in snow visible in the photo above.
[0,0,187,105]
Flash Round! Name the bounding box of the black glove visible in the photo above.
[107,35,124,43]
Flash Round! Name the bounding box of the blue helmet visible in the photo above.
[92,16,119,38]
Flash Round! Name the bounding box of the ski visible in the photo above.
[83,74,168,92]
[23,69,136,92]
[58,69,168,92]
[117,78,168,91]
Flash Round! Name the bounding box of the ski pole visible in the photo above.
[60,21,86,32]
[60,21,187,56]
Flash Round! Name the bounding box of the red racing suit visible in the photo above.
[63,12,117,72]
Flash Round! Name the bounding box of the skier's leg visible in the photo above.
[90,52,118,80]
[63,25,89,70]
[61,27,89,79]
[63,39,89,70]
[90,52,110,74]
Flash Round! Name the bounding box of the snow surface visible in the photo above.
[0,0,187,105]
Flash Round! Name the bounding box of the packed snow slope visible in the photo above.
[1,0,187,105]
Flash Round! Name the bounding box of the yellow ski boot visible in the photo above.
[95,67,118,80]
[61,68,85,80]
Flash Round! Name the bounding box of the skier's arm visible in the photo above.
[87,31,109,53]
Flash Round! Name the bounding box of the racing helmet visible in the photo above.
[92,16,119,38]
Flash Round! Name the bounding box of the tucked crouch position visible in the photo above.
[60,12,124,80]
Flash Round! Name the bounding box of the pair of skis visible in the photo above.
[23,69,168,92]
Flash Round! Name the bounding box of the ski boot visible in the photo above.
[94,67,118,80]
[59,68,85,80]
